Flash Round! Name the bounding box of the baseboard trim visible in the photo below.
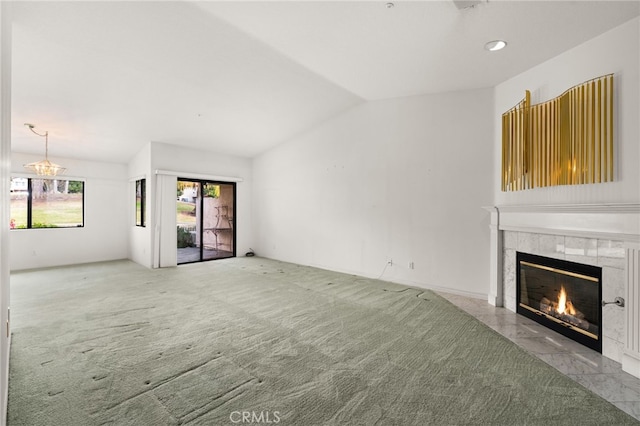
[262,257,488,301]
[622,350,640,379]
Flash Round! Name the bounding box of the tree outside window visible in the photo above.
[10,177,84,229]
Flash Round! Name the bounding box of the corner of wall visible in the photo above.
[127,142,154,269]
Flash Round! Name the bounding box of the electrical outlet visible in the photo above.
[388,258,393,266]
[409,261,414,270]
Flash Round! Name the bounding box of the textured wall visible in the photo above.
[253,88,494,297]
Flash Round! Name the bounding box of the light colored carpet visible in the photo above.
[8,258,639,425]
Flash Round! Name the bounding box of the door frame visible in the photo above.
[177,178,237,264]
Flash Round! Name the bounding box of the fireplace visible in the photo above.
[516,252,602,352]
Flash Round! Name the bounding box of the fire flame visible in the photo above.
[557,286,576,316]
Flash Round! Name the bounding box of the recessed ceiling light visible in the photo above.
[485,40,507,52]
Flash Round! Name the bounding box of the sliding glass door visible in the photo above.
[201,181,235,260]
[177,179,235,264]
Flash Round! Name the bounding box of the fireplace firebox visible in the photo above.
[516,252,602,352]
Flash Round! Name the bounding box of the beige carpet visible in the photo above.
[8,258,639,425]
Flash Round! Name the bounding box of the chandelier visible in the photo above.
[23,123,66,176]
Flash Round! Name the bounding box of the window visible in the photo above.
[10,177,84,229]
[136,179,145,227]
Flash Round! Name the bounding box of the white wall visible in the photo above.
[0,3,11,423]
[253,89,494,297]
[150,142,253,267]
[10,153,128,271]
[128,142,152,268]
[494,17,640,206]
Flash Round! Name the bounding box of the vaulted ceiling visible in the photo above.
[10,1,640,163]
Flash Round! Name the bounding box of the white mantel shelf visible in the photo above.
[483,203,640,243]
[495,203,640,213]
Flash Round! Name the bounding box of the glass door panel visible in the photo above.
[202,182,235,260]
[177,180,200,264]
[177,179,235,264]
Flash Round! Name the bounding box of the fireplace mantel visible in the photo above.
[483,203,640,378]
[486,203,640,243]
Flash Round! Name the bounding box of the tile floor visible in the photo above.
[438,292,640,422]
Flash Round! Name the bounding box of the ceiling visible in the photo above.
[10,1,640,164]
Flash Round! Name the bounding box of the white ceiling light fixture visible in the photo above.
[23,123,66,176]
[484,40,507,52]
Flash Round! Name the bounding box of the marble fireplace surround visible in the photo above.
[484,204,640,379]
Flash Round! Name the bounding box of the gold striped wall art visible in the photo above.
[501,74,614,192]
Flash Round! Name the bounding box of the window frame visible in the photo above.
[136,178,146,227]
[10,175,85,229]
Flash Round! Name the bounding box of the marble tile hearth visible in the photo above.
[439,292,640,421]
